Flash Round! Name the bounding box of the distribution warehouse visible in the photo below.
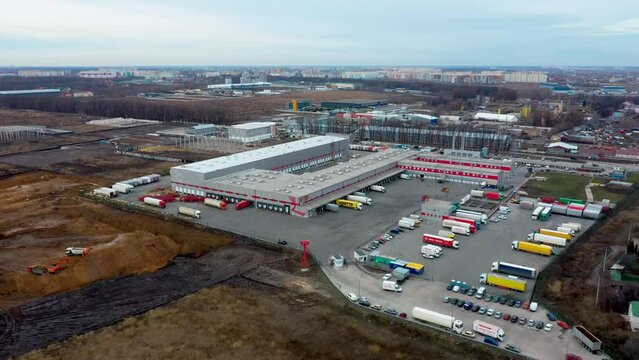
[170,135,511,217]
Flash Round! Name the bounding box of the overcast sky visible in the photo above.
[1,0,638,67]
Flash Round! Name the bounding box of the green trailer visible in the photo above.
[558,197,585,205]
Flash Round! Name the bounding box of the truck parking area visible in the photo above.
[110,161,602,360]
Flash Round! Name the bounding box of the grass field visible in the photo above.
[524,172,633,203]
[524,172,590,200]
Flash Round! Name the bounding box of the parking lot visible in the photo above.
[327,265,602,360]
[368,203,595,300]
[110,165,602,359]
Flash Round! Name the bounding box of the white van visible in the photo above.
[421,245,443,259]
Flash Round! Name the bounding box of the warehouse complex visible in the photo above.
[170,135,511,217]
[228,122,276,143]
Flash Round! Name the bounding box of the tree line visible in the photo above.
[0,95,231,124]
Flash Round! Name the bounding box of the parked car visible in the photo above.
[467,288,476,296]
[494,311,502,319]
[484,337,499,347]
[384,308,398,316]
[452,285,460,293]
[522,300,530,310]
[450,298,459,305]
[383,273,392,281]
[472,305,480,312]
[463,302,473,311]
[461,330,476,338]
[557,321,570,330]
[527,319,535,327]
[493,296,501,303]
[399,312,407,318]
[486,308,495,316]
[484,295,493,302]
[544,323,553,332]
[566,354,583,360]
[546,312,557,321]
[499,298,508,305]
[518,317,527,325]
[277,240,287,245]
[478,307,487,315]
[460,287,469,295]
[446,283,455,291]
[510,315,518,323]
[505,344,521,353]
[442,296,451,303]
[529,302,538,312]
[347,293,358,302]
[359,298,371,307]
[371,304,382,311]
[457,300,465,308]
[507,299,515,307]
[535,321,544,329]
[514,300,522,308]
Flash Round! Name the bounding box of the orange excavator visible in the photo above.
[27,257,69,275]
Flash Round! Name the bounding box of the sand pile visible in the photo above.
[1,231,180,298]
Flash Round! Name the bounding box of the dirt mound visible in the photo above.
[1,231,180,299]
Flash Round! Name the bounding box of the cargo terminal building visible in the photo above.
[170,135,509,217]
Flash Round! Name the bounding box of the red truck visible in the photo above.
[235,200,252,210]
[423,234,459,249]
[484,192,500,201]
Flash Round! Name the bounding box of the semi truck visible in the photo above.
[528,233,567,247]
[532,206,543,220]
[557,226,576,236]
[178,206,201,219]
[473,320,505,341]
[347,195,372,206]
[454,210,488,224]
[94,187,118,198]
[402,217,420,227]
[491,261,537,279]
[370,185,386,193]
[235,200,252,210]
[442,219,475,233]
[511,241,553,256]
[538,228,572,240]
[398,219,415,230]
[442,215,480,230]
[423,234,459,249]
[572,325,602,353]
[421,244,442,259]
[480,273,526,292]
[408,214,423,221]
[451,226,470,236]
[112,183,134,194]
[400,173,411,180]
[561,222,582,232]
[382,280,402,292]
[143,197,166,208]
[204,198,227,210]
[335,199,363,210]
[412,307,463,334]
[438,230,455,238]
[470,189,484,197]
[324,203,340,212]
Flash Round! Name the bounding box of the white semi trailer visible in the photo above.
[412,307,463,334]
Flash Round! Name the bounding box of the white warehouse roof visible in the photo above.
[173,135,347,174]
[473,112,519,123]
[546,142,578,150]
[231,121,276,130]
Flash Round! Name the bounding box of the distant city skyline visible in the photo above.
[1,0,638,67]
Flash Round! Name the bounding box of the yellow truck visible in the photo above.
[335,199,363,211]
[480,273,526,292]
[538,228,572,240]
[511,241,553,256]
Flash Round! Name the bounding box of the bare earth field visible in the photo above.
[0,171,232,309]
[15,264,510,360]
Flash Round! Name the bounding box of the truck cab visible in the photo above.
[452,319,464,334]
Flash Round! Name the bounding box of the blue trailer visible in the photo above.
[491,261,537,279]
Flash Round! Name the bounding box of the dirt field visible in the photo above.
[0,109,103,133]
[14,261,511,360]
[0,172,232,309]
[535,188,639,359]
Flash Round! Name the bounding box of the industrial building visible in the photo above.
[171,135,350,196]
[321,99,388,110]
[473,112,519,123]
[185,124,217,136]
[228,122,276,143]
